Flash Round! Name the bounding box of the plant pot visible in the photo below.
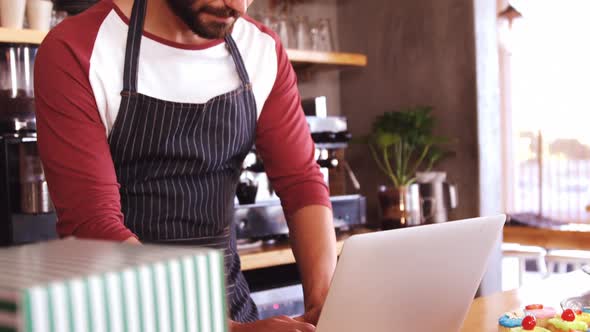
[377,185,423,230]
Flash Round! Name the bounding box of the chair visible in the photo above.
[502,243,547,286]
[545,249,590,276]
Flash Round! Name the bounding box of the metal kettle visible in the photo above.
[19,142,53,214]
[415,172,458,224]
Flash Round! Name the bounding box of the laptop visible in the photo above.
[315,215,506,332]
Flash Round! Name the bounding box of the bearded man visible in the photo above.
[34,0,337,330]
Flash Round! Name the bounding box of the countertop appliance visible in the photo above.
[237,115,357,203]
[0,44,38,133]
[415,172,458,224]
[235,100,365,240]
[1,134,57,246]
[0,42,57,247]
[306,115,359,195]
[234,194,366,240]
[301,96,327,117]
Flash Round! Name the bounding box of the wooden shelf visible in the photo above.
[238,228,373,271]
[286,49,368,67]
[0,28,46,44]
[0,29,368,68]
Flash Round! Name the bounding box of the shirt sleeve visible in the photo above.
[255,39,332,218]
[34,34,136,241]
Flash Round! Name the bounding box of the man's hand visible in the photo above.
[229,316,315,332]
[124,236,141,244]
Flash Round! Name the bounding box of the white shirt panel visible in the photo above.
[88,11,278,135]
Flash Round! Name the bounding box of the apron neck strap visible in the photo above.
[122,0,148,93]
[122,0,252,93]
[224,34,251,87]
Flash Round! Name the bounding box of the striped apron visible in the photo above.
[107,0,258,322]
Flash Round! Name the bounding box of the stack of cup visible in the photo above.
[0,0,27,29]
[27,0,54,31]
[0,0,54,31]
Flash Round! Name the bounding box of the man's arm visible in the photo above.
[288,206,337,324]
[255,32,336,324]
[35,32,136,242]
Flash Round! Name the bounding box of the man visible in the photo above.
[34,0,337,330]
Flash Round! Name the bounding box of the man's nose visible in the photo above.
[223,0,253,15]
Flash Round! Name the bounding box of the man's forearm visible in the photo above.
[288,205,337,322]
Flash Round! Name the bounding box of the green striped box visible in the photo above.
[0,239,228,332]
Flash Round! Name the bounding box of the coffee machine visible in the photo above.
[233,97,366,241]
[0,43,57,246]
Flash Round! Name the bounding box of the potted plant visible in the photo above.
[363,106,451,229]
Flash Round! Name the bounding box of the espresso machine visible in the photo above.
[233,96,366,241]
[0,43,57,246]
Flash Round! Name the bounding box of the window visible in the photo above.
[503,0,590,222]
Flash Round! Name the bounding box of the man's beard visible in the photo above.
[166,0,240,39]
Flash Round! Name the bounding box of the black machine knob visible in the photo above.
[311,131,352,143]
[311,132,337,143]
[317,158,339,169]
[335,131,352,143]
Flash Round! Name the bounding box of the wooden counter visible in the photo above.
[238,228,373,271]
[460,271,590,331]
[504,225,590,250]
[240,224,590,270]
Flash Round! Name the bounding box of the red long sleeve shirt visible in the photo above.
[34,0,331,241]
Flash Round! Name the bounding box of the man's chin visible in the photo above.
[190,26,230,39]
[192,20,236,39]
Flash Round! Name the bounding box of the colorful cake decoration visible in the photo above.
[526,304,544,310]
[498,306,590,332]
[522,315,537,330]
[562,309,576,322]
[574,308,590,324]
[523,304,557,328]
[499,310,525,328]
[547,308,588,332]
[506,315,552,331]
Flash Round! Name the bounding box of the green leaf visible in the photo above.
[375,132,400,149]
[361,106,454,184]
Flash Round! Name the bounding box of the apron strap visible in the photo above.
[122,0,148,93]
[224,35,252,87]
[121,0,252,93]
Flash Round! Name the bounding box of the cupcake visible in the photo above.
[509,315,551,332]
[499,310,525,332]
[524,304,557,328]
[547,309,589,332]
[574,309,590,325]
